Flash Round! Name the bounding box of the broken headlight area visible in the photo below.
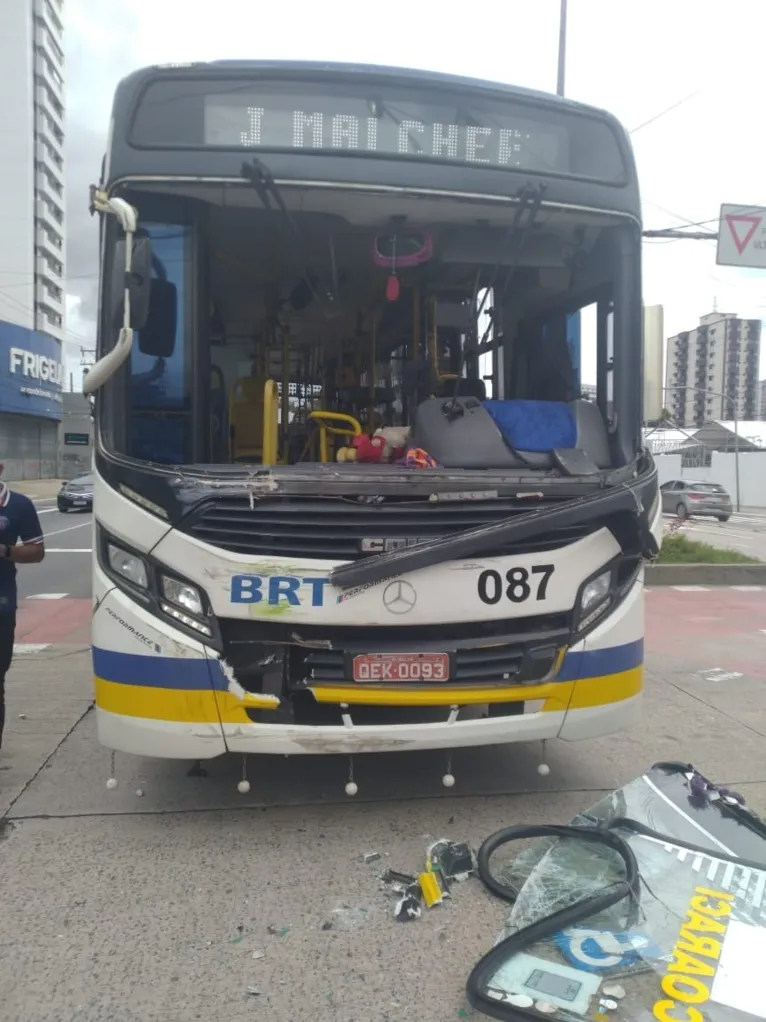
[467,762,766,1020]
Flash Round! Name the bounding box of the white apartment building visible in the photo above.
[664,312,761,428]
[0,0,65,478]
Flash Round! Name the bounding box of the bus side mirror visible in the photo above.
[137,279,178,358]
[109,236,153,331]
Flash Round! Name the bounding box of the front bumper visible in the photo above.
[690,501,732,517]
[92,565,645,760]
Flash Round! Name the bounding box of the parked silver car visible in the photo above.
[660,480,732,522]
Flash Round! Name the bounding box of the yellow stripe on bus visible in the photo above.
[94,679,278,723]
[95,667,641,724]
[309,668,641,709]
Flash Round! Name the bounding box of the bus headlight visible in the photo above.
[107,543,148,589]
[575,568,613,632]
[159,575,211,637]
[161,576,204,616]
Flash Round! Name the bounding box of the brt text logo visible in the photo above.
[230,574,330,607]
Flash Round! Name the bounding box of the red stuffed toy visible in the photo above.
[336,427,409,463]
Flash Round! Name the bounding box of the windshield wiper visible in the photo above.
[241,158,335,305]
[328,480,659,589]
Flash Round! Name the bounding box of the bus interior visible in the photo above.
[118,180,634,476]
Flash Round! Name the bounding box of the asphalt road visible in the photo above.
[667,509,766,561]
[2,585,766,1021]
[16,499,92,602]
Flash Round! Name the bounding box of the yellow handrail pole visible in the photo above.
[281,329,290,463]
[308,411,362,463]
[262,379,279,465]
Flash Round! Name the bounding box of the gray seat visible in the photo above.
[411,396,611,473]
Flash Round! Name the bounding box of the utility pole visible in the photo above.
[557,0,568,97]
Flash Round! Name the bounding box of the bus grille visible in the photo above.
[181,496,597,560]
[218,613,571,688]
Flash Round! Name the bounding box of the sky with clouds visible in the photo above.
[64,0,766,388]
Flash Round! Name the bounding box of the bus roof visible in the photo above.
[105,60,640,219]
[123,59,620,122]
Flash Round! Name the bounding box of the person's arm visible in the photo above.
[5,499,45,564]
[6,541,45,564]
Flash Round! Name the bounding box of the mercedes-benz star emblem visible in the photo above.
[382,580,417,615]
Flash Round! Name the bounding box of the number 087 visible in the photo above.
[477,565,555,605]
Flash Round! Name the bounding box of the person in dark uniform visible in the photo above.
[0,466,45,750]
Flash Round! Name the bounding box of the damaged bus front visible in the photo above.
[86,61,661,789]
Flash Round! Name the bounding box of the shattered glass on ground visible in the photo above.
[469,763,766,1020]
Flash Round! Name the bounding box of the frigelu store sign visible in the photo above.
[204,95,567,174]
[10,347,64,387]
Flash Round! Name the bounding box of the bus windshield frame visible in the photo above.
[95,61,645,490]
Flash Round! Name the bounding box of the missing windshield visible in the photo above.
[98,181,632,491]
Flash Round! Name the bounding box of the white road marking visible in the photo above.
[45,548,92,553]
[38,508,59,515]
[26,593,68,600]
[14,643,51,654]
[42,520,92,539]
[649,587,765,594]
[696,667,744,682]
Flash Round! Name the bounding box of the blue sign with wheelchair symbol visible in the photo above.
[553,927,665,974]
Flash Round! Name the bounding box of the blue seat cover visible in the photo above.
[482,400,576,453]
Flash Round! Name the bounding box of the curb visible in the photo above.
[646,563,766,586]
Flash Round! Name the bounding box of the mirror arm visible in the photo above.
[83,192,139,396]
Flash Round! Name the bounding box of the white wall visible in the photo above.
[0,3,35,329]
[654,451,766,508]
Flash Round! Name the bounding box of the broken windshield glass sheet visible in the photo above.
[466,762,766,1020]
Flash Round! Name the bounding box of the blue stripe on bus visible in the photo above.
[558,639,644,681]
[93,639,643,692]
[92,648,228,690]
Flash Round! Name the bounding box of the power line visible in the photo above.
[643,229,718,241]
[644,204,766,237]
[629,91,702,134]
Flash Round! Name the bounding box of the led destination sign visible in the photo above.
[204,95,567,173]
[128,78,627,182]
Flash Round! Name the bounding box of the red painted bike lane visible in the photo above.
[646,588,766,679]
[12,590,766,672]
[15,599,92,645]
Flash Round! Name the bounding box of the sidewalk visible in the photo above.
[0,647,93,815]
[6,479,64,499]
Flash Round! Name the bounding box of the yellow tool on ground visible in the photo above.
[418,871,445,908]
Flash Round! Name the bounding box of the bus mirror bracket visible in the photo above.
[83,192,142,396]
